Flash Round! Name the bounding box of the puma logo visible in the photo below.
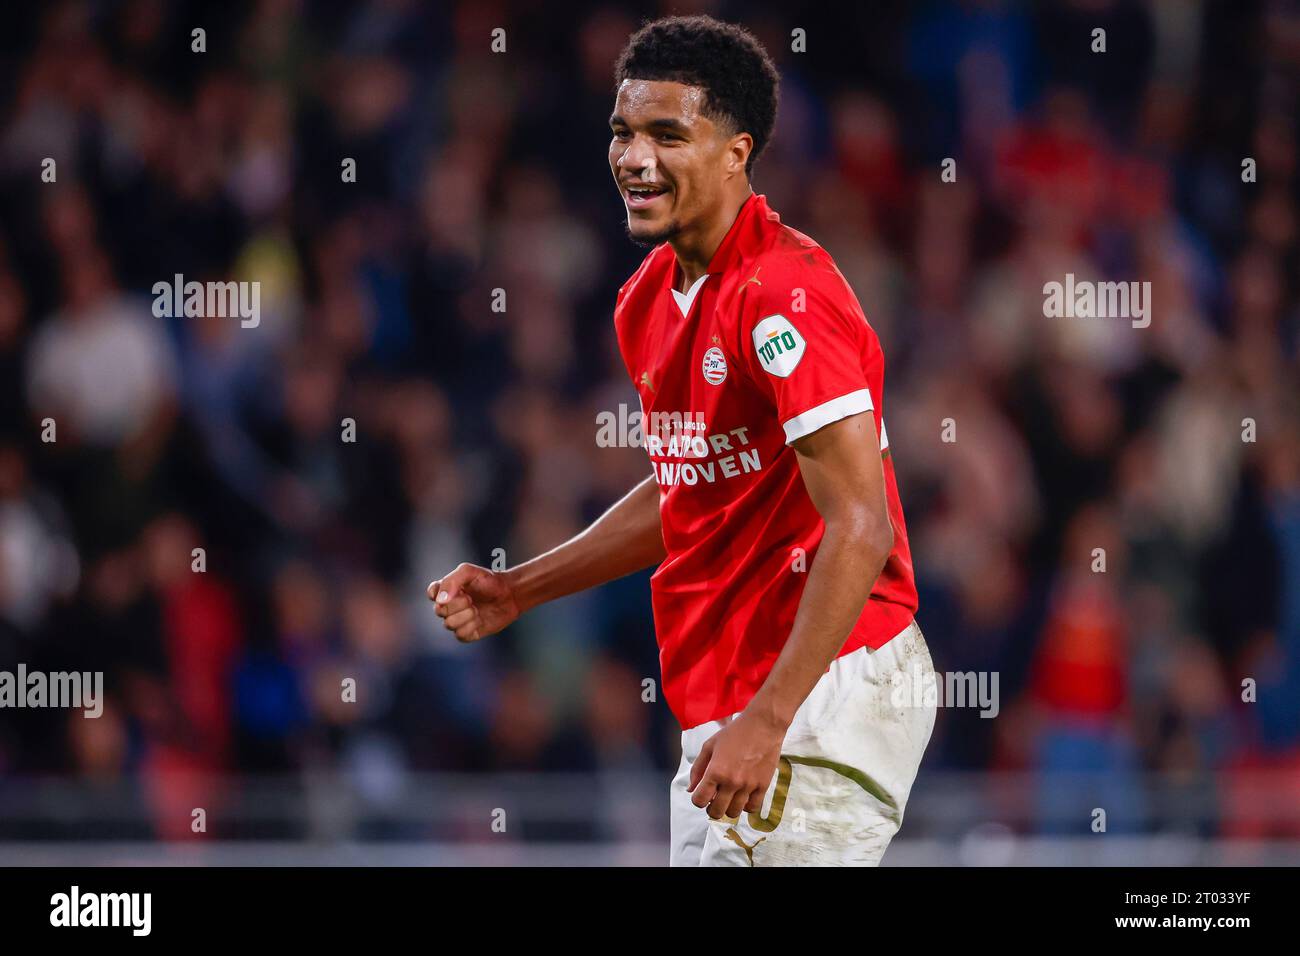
[724,826,766,866]
[640,371,655,392]
[743,266,763,288]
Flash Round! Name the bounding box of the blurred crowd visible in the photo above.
[0,0,1297,842]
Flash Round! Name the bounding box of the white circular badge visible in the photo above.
[702,346,728,385]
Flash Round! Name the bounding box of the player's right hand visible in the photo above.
[427,563,520,643]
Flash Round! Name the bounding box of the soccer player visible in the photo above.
[429,14,936,866]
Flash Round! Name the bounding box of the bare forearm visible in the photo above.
[505,474,666,613]
[748,521,891,728]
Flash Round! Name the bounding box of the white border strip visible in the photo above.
[782,388,874,444]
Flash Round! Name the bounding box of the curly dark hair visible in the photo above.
[614,15,780,178]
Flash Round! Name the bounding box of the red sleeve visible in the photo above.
[737,260,877,445]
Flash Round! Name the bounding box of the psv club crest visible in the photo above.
[702,346,728,386]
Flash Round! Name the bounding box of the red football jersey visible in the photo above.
[614,193,917,728]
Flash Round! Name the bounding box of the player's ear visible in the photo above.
[726,131,753,177]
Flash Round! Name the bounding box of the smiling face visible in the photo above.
[609,79,748,247]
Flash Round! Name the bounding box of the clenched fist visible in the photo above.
[427,563,521,642]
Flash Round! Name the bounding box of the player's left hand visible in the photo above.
[687,708,786,820]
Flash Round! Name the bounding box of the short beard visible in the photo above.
[624,218,682,247]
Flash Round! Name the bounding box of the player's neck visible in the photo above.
[670,186,754,293]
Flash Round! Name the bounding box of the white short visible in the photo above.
[669,619,936,866]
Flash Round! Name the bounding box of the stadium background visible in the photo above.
[0,0,1297,864]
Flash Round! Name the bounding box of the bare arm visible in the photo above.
[428,474,665,641]
[745,411,893,727]
[508,473,666,613]
[688,410,893,819]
